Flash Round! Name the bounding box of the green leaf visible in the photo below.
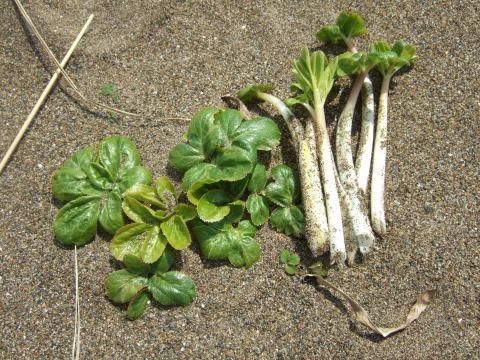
[122,196,162,224]
[117,166,152,193]
[291,48,339,104]
[105,269,147,304]
[191,220,234,260]
[84,162,113,190]
[155,176,177,212]
[52,168,102,201]
[222,199,245,224]
[371,40,417,76]
[234,117,281,151]
[211,146,254,182]
[214,109,243,142]
[98,136,140,178]
[248,164,267,193]
[192,220,259,268]
[285,264,297,275]
[148,271,196,306]
[237,84,274,103]
[227,230,260,268]
[265,165,299,207]
[127,290,150,320]
[111,223,167,263]
[152,247,175,274]
[123,254,153,277]
[168,143,205,172]
[160,215,192,250]
[187,107,220,157]
[316,24,343,44]
[174,203,197,221]
[280,249,291,264]
[270,206,305,236]
[336,11,367,40]
[197,189,231,223]
[98,191,124,234]
[61,146,95,172]
[182,163,220,191]
[123,184,164,208]
[223,177,249,200]
[53,196,101,246]
[246,194,269,226]
[186,183,211,205]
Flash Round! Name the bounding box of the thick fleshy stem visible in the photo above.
[370,73,392,235]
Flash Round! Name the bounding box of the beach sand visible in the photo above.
[0,0,478,358]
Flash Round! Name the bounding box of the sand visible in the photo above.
[0,0,478,358]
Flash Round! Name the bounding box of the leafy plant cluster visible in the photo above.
[52,136,197,319]
[168,107,305,268]
[52,109,305,317]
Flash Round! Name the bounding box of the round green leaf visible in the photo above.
[234,117,281,151]
[212,146,253,181]
[197,190,231,223]
[99,135,140,178]
[110,223,153,261]
[99,191,124,235]
[52,168,102,201]
[105,269,147,304]
[214,109,243,141]
[222,200,245,224]
[182,163,219,191]
[246,194,269,226]
[123,255,153,277]
[127,290,150,320]
[61,146,95,172]
[148,271,196,306]
[84,163,113,190]
[53,196,101,246]
[174,204,197,222]
[160,215,191,250]
[228,231,260,269]
[152,247,175,274]
[191,220,233,260]
[265,165,299,207]
[117,166,152,193]
[270,206,305,236]
[168,143,205,172]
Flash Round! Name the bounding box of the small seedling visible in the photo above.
[101,83,120,102]
[279,249,300,275]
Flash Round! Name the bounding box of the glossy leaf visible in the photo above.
[122,184,164,208]
[270,206,305,236]
[192,220,259,268]
[246,194,269,226]
[152,247,175,274]
[122,196,160,224]
[98,136,140,178]
[197,190,231,223]
[105,269,147,304]
[60,146,95,172]
[265,165,299,207]
[98,191,124,234]
[127,290,150,320]
[174,203,197,221]
[111,223,167,263]
[117,166,152,193]
[123,254,152,277]
[280,249,300,266]
[52,168,101,201]
[53,196,101,246]
[160,215,191,250]
[168,143,205,172]
[222,199,245,224]
[248,164,267,193]
[148,271,196,306]
[211,146,254,182]
[84,162,113,190]
[234,117,281,151]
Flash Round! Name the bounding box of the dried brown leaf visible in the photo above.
[310,274,435,337]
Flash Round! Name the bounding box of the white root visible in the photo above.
[371,74,392,235]
[298,122,329,255]
[335,74,375,255]
[355,76,375,195]
[258,92,329,256]
[313,101,346,265]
